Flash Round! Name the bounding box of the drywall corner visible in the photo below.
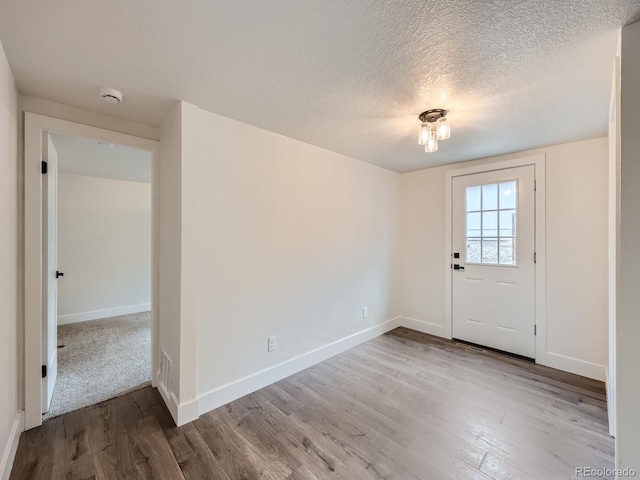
[176,102,199,406]
[157,103,184,421]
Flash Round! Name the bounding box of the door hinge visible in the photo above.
[534,180,537,191]
[534,325,537,336]
[42,365,47,378]
[41,161,47,174]
[534,252,537,263]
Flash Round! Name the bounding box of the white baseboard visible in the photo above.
[156,372,225,427]
[157,382,175,419]
[397,318,608,383]
[175,396,199,427]
[1,411,23,480]
[399,316,448,338]
[197,317,403,419]
[156,382,193,429]
[540,351,606,381]
[397,318,607,383]
[58,303,151,325]
[157,317,608,430]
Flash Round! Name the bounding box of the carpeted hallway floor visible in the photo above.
[43,311,152,420]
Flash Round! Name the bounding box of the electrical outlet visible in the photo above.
[268,335,277,352]
[363,307,369,319]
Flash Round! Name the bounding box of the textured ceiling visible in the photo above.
[1,1,639,172]
[52,133,151,183]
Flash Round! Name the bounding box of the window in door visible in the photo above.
[465,180,518,265]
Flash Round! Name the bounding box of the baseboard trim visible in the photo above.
[157,384,206,427]
[197,317,403,418]
[397,318,606,382]
[1,411,23,480]
[175,396,199,427]
[58,303,151,325]
[399,316,448,338]
[157,383,177,422]
[160,319,607,428]
[540,351,606,381]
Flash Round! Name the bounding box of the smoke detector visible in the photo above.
[99,87,123,104]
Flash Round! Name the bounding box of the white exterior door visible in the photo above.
[452,165,536,358]
[42,133,58,413]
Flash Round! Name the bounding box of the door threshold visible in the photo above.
[453,338,535,362]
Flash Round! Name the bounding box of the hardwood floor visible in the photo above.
[10,328,613,479]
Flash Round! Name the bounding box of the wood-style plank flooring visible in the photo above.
[11,328,613,479]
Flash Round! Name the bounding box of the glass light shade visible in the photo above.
[425,127,438,152]
[418,122,430,145]
[436,117,450,140]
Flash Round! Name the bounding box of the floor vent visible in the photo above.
[160,350,172,394]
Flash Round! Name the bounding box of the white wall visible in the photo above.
[172,103,402,422]
[0,41,20,480]
[618,20,640,472]
[56,173,151,324]
[400,137,609,380]
[12,94,613,436]
[161,102,610,428]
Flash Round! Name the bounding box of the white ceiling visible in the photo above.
[52,133,152,184]
[1,1,639,172]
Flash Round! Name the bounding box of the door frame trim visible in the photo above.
[24,112,160,430]
[444,154,546,362]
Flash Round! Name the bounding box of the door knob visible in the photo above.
[453,264,465,271]
[56,271,64,278]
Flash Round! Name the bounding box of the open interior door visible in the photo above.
[41,133,59,413]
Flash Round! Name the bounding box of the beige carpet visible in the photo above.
[43,311,152,420]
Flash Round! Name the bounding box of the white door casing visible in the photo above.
[24,112,160,430]
[451,164,536,358]
[444,155,546,366]
[41,133,58,413]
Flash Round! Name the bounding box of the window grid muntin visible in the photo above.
[465,180,518,265]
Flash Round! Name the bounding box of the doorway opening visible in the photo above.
[41,132,153,419]
[24,113,159,430]
[451,165,536,358]
[443,155,547,364]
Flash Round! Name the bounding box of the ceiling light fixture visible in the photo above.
[417,109,450,153]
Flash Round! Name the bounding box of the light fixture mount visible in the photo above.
[417,108,450,152]
[418,108,447,123]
